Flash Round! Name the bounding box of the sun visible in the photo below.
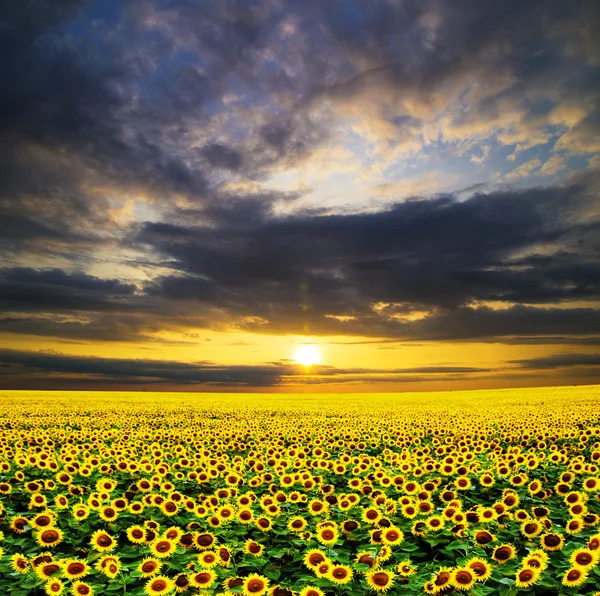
[293,343,322,367]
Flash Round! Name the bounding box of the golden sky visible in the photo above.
[1,0,600,391]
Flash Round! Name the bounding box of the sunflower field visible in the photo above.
[1,386,600,596]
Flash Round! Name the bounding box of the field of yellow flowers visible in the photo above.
[1,386,600,595]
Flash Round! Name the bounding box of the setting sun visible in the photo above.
[293,343,322,367]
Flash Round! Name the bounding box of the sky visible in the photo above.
[1,0,600,392]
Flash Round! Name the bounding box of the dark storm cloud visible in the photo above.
[0,0,335,254]
[0,348,493,388]
[0,348,286,386]
[514,353,600,369]
[0,267,136,313]
[200,143,244,171]
[136,177,600,340]
[1,0,600,376]
[1,0,598,250]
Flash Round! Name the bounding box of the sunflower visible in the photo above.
[479,473,495,487]
[540,532,564,551]
[194,532,216,550]
[44,579,65,596]
[417,501,434,515]
[129,502,145,515]
[316,526,339,547]
[362,507,382,524]
[365,569,395,592]
[381,526,404,546]
[583,513,600,527]
[583,476,600,492]
[95,554,121,575]
[36,562,63,581]
[327,564,353,585]
[465,557,492,581]
[144,575,175,595]
[242,573,270,596]
[341,519,360,534]
[90,530,116,552]
[476,506,497,523]
[198,551,219,567]
[72,505,90,521]
[564,491,585,505]
[303,549,327,570]
[298,587,324,596]
[63,559,90,580]
[401,504,418,519]
[255,516,273,532]
[36,528,64,548]
[520,520,542,538]
[95,478,117,493]
[30,493,48,508]
[70,581,94,596]
[31,511,56,529]
[589,533,600,551]
[288,516,307,532]
[396,559,417,577]
[455,477,471,490]
[570,502,587,516]
[54,494,69,509]
[431,567,453,592]
[127,525,146,544]
[451,568,476,590]
[529,550,550,568]
[238,509,254,524]
[244,540,265,558]
[307,499,328,516]
[315,561,332,579]
[565,517,584,535]
[492,544,516,564]
[426,516,445,532]
[514,509,529,522]
[521,554,547,571]
[570,547,599,570]
[99,506,118,522]
[173,574,190,594]
[561,567,587,588]
[138,557,163,578]
[474,530,495,547]
[189,569,217,589]
[515,567,540,588]
[411,521,428,537]
[377,545,392,563]
[355,550,377,570]
[150,539,178,559]
[31,554,55,570]
[10,553,29,574]
[102,559,121,579]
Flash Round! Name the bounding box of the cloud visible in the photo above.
[1,173,598,347]
[504,159,541,180]
[1,0,600,386]
[540,155,567,176]
[0,267,136,313]
[137,178,600,329]
[0,348,495,388]
[513,353,600,369]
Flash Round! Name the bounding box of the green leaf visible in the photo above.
[264,567,281,581]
